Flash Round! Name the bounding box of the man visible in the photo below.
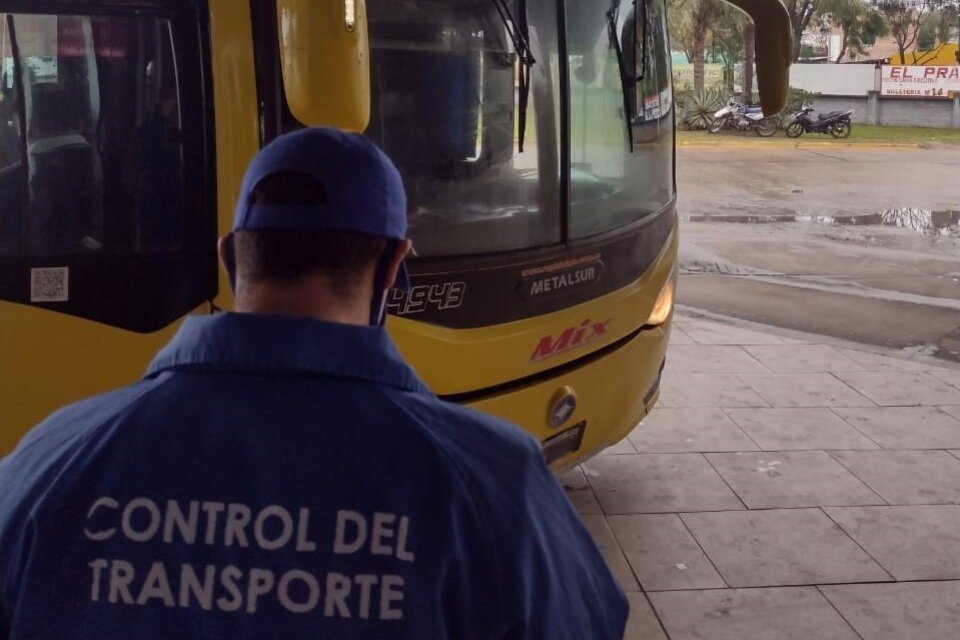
[0,128,627,638]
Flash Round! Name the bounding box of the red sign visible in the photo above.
[58,17,130,59]
[881,66,960,98]
[531,319,611,361]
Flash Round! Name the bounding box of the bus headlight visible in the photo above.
[646,276,675,326]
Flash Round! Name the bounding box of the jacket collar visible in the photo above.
[146,313,430,395]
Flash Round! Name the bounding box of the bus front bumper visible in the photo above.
[466,319,671,470]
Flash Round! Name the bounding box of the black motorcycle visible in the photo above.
[786,104,853,139]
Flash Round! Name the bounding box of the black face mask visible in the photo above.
[369,240,401,327]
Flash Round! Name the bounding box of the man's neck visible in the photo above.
[234,281,373,327]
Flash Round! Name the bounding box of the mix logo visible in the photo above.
[531,319,611,362]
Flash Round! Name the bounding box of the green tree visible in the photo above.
[670,0,740,91]
[918,11,939,48]
[785,0,879,60]
[712,9,747,91]
[743,21,756,100]
[830,2,889,60]
[668,1,696,60]
[875,0,932,62]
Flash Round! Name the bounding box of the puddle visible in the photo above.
[684,208,960,234]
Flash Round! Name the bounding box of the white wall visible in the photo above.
[790,64,877,96]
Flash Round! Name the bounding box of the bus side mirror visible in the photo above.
[721,0,792,116]
[276,0,371,132]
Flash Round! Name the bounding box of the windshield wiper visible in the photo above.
[606,6,634,152]
[492,0,535,152]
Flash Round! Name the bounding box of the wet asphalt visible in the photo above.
[676,146,960,362]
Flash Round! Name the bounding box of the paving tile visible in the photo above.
[706,451,883,509]
[681,509,891,587]
[559,466,601,515]
[584,454,744,515]
[668,326,695,345]
[608,514,725,591]
[931,369,960,390]
[824,505,960,581]
[738,373,874,408]
[725,408,879,450]
[834,371,960,407]
[624,593,668,640]
[659,373,769,409]
[598,434,639,455]
[649,587,861,640]
[830,450,960,505]
[681,319,787,346]
[667,346,769,374]
[743,345,866,373]
[836,348,939,373]
[833,407,960,449]
[821,581,960,640]
[581,515,641,592]
[629,408,759,453]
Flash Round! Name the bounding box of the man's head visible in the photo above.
[219,128,412,326]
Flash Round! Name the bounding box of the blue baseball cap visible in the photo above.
[229,127,410,291]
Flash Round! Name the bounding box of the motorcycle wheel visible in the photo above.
[708,118,725,134]
[831,121,852,139]
[755,118,778,137]
[786,122,804,139]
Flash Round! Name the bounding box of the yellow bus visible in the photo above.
[0,0,789,466]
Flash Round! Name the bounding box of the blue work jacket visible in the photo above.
[0,313,627,639]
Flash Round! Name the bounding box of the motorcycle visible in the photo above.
[709,98,778,137]
[786,104,853,139]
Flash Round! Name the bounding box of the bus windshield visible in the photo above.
[365,0,561,257]
[365,0,674,258]
[568,0,674,239]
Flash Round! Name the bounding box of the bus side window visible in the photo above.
[0,11,213,333]
[0,15,24,255]
[26,84,98,255]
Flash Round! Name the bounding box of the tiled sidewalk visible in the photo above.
[565,313,960,640]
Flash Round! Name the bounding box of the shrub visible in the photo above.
[786,87,819,114]
[779,87,820,129]
[681,87,725,131]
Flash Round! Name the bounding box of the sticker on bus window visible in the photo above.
[30,267,69,303]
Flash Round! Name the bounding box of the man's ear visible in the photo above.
[383,239,413,292]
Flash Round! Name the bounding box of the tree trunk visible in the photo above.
[836,28,848,63]
[693,21,707,92]
[743,22,755,103]
[788,0,815,62]
[791,21,805,61]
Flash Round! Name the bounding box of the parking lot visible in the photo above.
[566,142,960,638]
[676,146,960,362]
[569,313,960,639]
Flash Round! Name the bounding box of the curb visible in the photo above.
[676,139,922,149]
[674,306,960,371]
